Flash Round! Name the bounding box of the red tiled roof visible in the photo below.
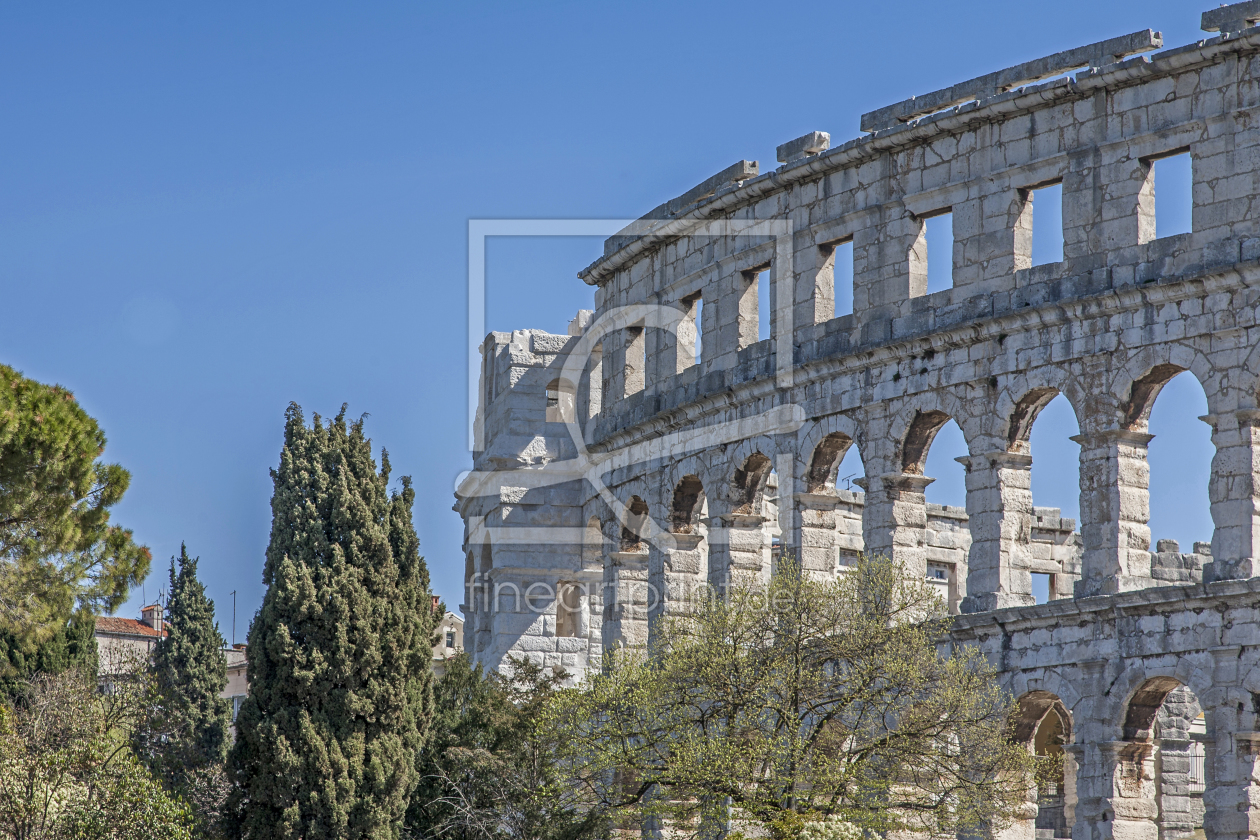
[95,616,166,638]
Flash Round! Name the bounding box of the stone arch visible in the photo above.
[1013,690,1075,745]
[1007,387,1062,452]
[993,367,1091,448]
[806,432,856,492]
[620,495,650,550]
[1245,338,1260,409]
[883,388,979,467]
[902,410,953,475]
[1098,658,1216,742]
[1116,674,1210,840]
[730,452,773,514]
[671,475,706,533]
[1113,343,1223,428]
[1123,676,1185,742]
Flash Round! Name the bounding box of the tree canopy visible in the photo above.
[0,655,195,840]
[144,544,232,833]
[228,404,434,840]
[544,555,1035,840]
[0,364,149,643]
[409,654,607,840]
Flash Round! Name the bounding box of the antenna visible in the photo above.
[231,591,237,647]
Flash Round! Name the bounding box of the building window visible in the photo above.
[445,630,456,649]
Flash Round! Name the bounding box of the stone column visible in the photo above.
[603,550,650,651]
[1064,744,1080,833]
[707,513,768,596]
[1205,410,1260,581]
[1072,429,1155,597]
[959,451,1035,613]
[1096,741,1159,840]
[1204,729,1260,840]
[647,533,706,646]
[1103,740,1159,840]
[858,472,933,581]
[794,492,845,579]
[1155,738,1197,840]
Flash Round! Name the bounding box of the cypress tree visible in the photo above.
[227,404,434,840]
[149,544,232,788]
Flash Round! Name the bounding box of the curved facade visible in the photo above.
[457,6,1260,839]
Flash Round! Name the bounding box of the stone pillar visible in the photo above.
[1064,744,1080,833]
[1205,410,1260,581]
[1072,430,1155,597]
[647,533,706,646]
[794,492,845,579]
[858,472,933,581]
[1099,741,1160,840]
[1202,646,1256,840]
[1204,730,1260,840]
[959,451,1036,613]
[603,550,650,651]
[707,513,768,596]
[1155,738,1197,840]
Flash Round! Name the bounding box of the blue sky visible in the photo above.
[0,1,1216,634]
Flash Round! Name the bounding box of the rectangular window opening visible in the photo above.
[556,582,581,638]
[1032,572,1053,605]
[756,268,771,342]
[924,211,954,295]
[826,240,855,318]
[694,299,704,364]
[680,293,704,369]
[623,327,645,398]
[1151,150,1193,240]
[1029,182,1064,267]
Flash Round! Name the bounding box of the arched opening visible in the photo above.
[1014,691,1074,840]
[714,453,775,590]
[546,378,576,422]
[667,475,710,611]
[805,432,866,573]
[1122,678,1207,840]
[1012,390,1083,604]
[906,411,968,606]
[731,453,772,514]
[1124,367,1214,585]
[671,475,706,534]
[620,496,650,551]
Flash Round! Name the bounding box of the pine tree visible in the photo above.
[227,404,434,840]
[0,609,97,698]
[148,545,231,793]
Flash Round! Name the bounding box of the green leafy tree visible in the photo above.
[408,654,607,840]
[228,404,435,840]
[142,544,232,832]
[0,654,194,840]
[0,364,150,643]
[544,555,1036,840]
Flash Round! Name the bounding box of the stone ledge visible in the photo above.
[951,576,1260,634]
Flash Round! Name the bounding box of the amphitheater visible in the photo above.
[457,4,1260,839]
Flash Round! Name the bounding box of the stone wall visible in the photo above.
[456,4,1260,838]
